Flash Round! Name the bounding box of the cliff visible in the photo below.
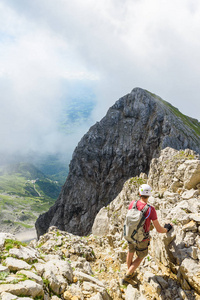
[35,87,200,237]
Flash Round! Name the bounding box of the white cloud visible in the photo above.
[0,0,200,159]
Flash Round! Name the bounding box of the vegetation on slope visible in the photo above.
[145,90,200,137]
[0,163,62,232]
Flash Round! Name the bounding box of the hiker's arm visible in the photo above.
[152,219,168,233]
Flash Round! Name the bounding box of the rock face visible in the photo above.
[35,87,200,237]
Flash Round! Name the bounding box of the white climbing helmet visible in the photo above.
[139,184,152,196]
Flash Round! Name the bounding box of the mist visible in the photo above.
[0,0,200,165]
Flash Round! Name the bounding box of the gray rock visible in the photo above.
[42,259,73,294]
[5,258,32,272]
[0,292,33,300]
[180,258,200,294]
[0,280,44,298]
[155,276,168,289]
[178,287,187,299]
[82,282,110,300]
[182,189,199,200]
[35,88,200,237]
[9,246,38,263]
[0,265,9,273]
[189,214,200,223]
[90,293,104,300]
[125,284,140,300]
[0,292,18,300]
[16,270,43,285]
[74,271,105,288]
[150,277,162,294]
[0,233,16,249]
[92,207,109,236]
[183,160,200,190]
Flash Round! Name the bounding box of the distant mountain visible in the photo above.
[35,87,200,237]
[0,162,45,180]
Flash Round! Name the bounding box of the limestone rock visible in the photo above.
[16,270,43,285]
[92,207,109,236]
[125,284,140,300]
[5,258,32,272]
[182,221,197,232]
[90,293,104,300]
[183,160,200,189]
[180,258,200,294]
[42,259,73,294]
[0,233,16,249]
[73,271,105,288]
[0,265,9,273]
[0,292,33,300]
[155,276,168,289]
[9,246,39,263]
[0,280,44,298]
[182,189,199,200]
[82,282,111,300]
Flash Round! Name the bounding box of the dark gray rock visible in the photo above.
[35,88,200,237]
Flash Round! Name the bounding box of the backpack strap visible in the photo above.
[132,200,150,216]
[135,203,150,232]
[141,203,150,216]
[132,200,138,209]
[130,202,151,242]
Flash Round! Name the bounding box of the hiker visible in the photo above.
[122,184,173,285]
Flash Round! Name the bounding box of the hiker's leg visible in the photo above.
[126,251,134,269]
[127,243,135,269]
[127,256,143,275]
[127,239,150,275]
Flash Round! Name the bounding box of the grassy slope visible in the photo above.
[146,90,200,138]
[0,163,62,232]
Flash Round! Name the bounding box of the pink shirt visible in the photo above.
[129,200,157,232]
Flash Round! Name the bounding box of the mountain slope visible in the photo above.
[0,163,62,234]
[35,87,200,237]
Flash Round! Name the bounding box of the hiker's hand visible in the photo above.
[164,223,173,232]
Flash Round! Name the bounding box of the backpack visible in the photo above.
[124,200,150,244]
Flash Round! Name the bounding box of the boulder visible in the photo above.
[0,280,44,298]
[42,259,73,294]
[5,258,32,272]
[0,292,33,300]
[92,207,109,236]
[9,246,39,263]
[73,271,105,288]
[125,284,140,300]
[16,270,43,285]
[183,160,200,189]
[179,258,200,294]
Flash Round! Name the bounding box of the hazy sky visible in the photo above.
[0,0,200,158]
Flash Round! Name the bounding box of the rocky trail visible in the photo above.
[0,147,200,299]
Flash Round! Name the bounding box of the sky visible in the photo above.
[0,0,200,161]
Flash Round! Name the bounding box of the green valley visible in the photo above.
[0,163,62,234]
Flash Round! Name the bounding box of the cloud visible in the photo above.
[0,0,200,160]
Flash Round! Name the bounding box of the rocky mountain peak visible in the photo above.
[35,88,200,237]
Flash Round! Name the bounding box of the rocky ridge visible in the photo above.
[0,147,200,300]
[35,88,200,237]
